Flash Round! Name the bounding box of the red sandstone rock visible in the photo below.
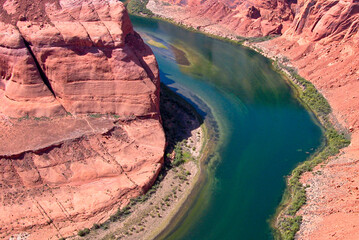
[1,0,160,118]
[247,6,261,19]
[0,0,165,239]
[147,0,295,37]
[0,117,165,239]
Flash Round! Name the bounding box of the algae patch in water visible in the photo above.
[147,39,168,49]
[170,45,190,66]
[170,42,221,80]
[141,33,168,49]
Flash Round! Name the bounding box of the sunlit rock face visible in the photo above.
[0,0,160,118]
[0,0,165,239]
[147,0,297,37]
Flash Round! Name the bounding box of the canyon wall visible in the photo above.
[147,0,359,239]
[147,0,297,37]
[0,0,165,239]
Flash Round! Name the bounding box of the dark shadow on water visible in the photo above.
[160,83,204,153]
[160,70,208,118]
[154,82,206,185]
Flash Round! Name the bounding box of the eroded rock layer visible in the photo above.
[0,117,165,239]
[147,0,296,37]
[1,0,160,118]
[147,0,359,239]
[0,0,165,239]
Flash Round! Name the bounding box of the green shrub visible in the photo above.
[172,143,185,166]
[77,228,90,237]
[88,113,102,118]
[92,223,100,229]
[101,222,109,230]
[110,215,118,222]
[279,216,302,240]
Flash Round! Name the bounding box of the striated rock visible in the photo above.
[1,0,160,118]
[0,117,165,239]
[257,0,359,135]
[0,0,165,239]
[0,22,66,117]
[147,0,295,37]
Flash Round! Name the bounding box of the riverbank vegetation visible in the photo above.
[272,61,350,240]
[126,0,153,16]
[236,35,280,43]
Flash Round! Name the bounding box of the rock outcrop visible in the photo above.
[147,0,359,239]
[0,0,165,239]
[147,0,296,37]
[1,0,160,118]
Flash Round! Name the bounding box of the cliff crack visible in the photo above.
[15,27,70,114]
[32,197,63,237]
[63,8,98,47]
[92,5,116,46]
[77,21,97,47]
[95,136,139,188]
[21,37,56,97]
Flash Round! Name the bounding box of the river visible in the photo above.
[131,15,323,240]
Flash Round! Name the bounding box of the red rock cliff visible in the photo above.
[0,0,165,239]
[147,0,297,37]
[1,0,160,118]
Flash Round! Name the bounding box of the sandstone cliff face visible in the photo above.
[147,0,359,239]
[0,0,165,239]
[1,0,160,118]
[147,0,296,37]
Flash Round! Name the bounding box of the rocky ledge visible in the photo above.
[0,0,165,239]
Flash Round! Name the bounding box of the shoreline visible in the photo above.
[129,2,351,239]
[149,83,221,240]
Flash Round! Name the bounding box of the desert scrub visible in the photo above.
[18,114,30,122]
[236,34,280,43]
[274,61,331,119]
[127,0,154,16]
[77,228,90,237]
[172,141,194,167]
[34,116,50,121]
[273,62,350,240]
[88,113,103,118]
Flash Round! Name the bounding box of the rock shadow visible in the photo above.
[160,83,204,164]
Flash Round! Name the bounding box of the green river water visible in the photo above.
[131,16,323,240]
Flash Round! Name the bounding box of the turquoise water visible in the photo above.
[131,16,323,240]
